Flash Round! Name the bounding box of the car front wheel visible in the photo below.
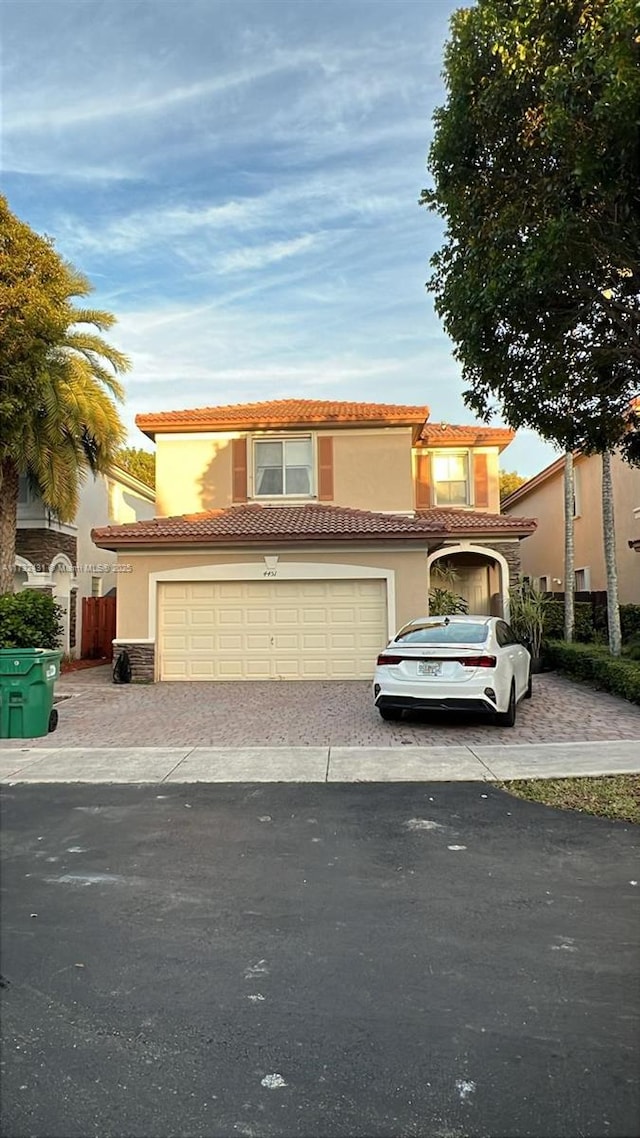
[494,681,517,728]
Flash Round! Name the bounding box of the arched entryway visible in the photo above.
[427,543,511,620]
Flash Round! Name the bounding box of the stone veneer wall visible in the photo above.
[487,540,523,588]
[16,529,77,571]
[69,589,77,651]
[112,642,155,683]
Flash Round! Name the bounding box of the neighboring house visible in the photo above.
[15,466,155,655]
[92,399,536,682]
[502,451,640,602]
[631,506,640,555]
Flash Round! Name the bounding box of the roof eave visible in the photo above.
[136,416,427,438]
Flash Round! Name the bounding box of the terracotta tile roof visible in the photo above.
[136,399,431,437]
[418,423,515,452]
[93,503,536,548]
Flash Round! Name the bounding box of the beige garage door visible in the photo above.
[158,578,388,680]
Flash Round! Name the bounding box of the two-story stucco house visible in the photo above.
[502,451,640,602]
[92,399,536,682]
[15,466,155,655]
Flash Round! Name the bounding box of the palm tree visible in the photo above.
[601,450,622,656]
[563,452,575,641]
[0,264,128,594]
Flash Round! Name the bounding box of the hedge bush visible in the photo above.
[543,601,594,642]
[544,641,640,705]
[543,601,640,646]
[0,591,63,650]
[621,605,640,643]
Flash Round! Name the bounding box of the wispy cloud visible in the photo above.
[1,0,557,479]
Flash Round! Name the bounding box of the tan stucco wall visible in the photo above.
[503,453,640,603]
[155,427,505,517]
[329,429,414,511]
[76,473,155,604]
[156,428,415,515]
[156,434,235,515]
[115,547,429,641]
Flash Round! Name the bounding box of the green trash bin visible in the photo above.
[0,649,63,739]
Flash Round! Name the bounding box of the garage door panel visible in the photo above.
[159,578,387,680]
[218,607,244,625]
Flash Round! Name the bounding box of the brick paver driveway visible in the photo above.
[5,666,639,747]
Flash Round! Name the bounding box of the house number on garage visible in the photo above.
[263,569,277,578]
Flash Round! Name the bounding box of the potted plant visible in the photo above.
[508,577,548,672]
[429,561,469,615]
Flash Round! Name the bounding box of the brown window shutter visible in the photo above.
[232,438,248,502]
[415,453,432,509]
[474,453,489,509]
[317,436,334,501]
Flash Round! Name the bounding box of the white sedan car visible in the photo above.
[373,615,531,727]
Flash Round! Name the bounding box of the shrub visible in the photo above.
[621,605,640,643]
[543,600,594,642]
[428,587,468,615]
[544,641,640,705]
[509,578,548,657]
[0,590,63,649]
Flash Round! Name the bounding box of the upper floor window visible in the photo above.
[433,453,469,506]
[254,438,313,497]
[575,567,590,592]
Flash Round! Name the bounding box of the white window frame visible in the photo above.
[432,449,471,508]
[251,435,315,500]
[91,576,102,598]
[537,575,549,591]
[574,566,591,592]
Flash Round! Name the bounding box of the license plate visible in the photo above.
[417,661,441,676]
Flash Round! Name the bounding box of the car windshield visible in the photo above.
[395,620,488,646]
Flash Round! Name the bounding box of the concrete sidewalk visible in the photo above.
[1,741,638,784]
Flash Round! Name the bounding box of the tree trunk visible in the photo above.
[0,459,19,595]
[563,452,575,642]
[601,450,622,657]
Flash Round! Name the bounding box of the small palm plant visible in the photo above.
[429,561,468,615]
[508,577,549,663]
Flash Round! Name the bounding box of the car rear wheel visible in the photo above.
[495,681,517,728]
[379,706,403,722]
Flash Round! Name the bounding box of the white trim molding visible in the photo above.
[427,542,511,621]
[148,561,397,641]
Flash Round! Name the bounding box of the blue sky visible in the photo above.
[3,0,556,476]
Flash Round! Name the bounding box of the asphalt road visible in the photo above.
[1,782,638,1138]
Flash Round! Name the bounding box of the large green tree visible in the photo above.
[0,197,129,594]
[422,0,640,460]
[423,0,638,653]
[115,446,155,489]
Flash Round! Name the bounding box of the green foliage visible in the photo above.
[623,634,640,662]
[0,591,63,649]
[115,447,155,489]
[499,470,526,502]
[544,641,640,705]
[423,0,640,463]
[509,578,548,657]
[428,587,469,615]
[0,197,129,593]
[543,600,595,642]
[621,604,640,642]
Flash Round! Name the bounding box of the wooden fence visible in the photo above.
[81,595,116,659]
